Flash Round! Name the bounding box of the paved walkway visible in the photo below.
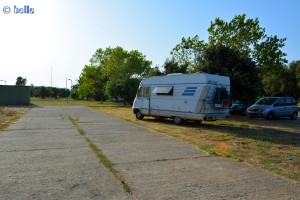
[1,106,299,200]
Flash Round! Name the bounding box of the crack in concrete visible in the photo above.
[0,146,87,153]
[117,154,213,165]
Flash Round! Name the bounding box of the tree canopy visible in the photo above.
[200,45,259,103]
[170,35,207,72]
[208,14,287,76]
[169,14,292,102]
[77,46,152,103]
[15,76,27,86]
[72,14,297,104]
[262,61,300,99]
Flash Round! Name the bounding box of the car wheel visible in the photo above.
[135,110,144,120]
[266,112,275,120]
[291,112,298,120]
[173,116,183,125]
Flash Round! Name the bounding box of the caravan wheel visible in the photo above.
[135,110,144,120]
[194,120,202,125]
[173,116,183,125]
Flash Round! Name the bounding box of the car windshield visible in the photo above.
[256,97,279,105]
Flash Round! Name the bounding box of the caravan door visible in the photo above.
[141,86,151,115]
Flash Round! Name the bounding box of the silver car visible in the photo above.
[246,97,298,120]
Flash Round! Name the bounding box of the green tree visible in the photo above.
[170,35,207,72]
[200,45,259,104]
[51,87,59,99]
[33,86,50,99]
[207,14,287,76]
[16,76,27,86]
[253,35,287,76]
[78,46,151,103]
[263,61,300,100]
[58,88,70,98]
[89,47,113,66]
[208,14,265,57]
[261,73,284,97]
[145,65,163,77]
[103,47,151,81]
[163,58,188,74]
[39,86,47,99]
[292,61,300,96]
[102,47,152,101]
[78,65,106,100]
[105,78,140,104]
[70,82,79,99]
[171,14,288,99]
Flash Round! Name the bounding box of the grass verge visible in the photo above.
[68,116,132,194]
[0,106,29,130]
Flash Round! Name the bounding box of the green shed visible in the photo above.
[0,85,31,105]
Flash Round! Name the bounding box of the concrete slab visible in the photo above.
[1,105,299,200]
[119,156,300,200]
[63,105,300,200]
[0,106,130,200]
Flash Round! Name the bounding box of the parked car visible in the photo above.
[230,103,249,115]
[246,97,298,120]
[111,97,124,102]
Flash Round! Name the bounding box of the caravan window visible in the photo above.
[153,86,173,96]
[138,86,150,98]
[137,87,142,97]
[214,87,229,108]
[143,87,150,97]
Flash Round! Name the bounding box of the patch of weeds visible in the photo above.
[0,107,29,130]
[68,116,132,194]
[86,137,116,173]
[239,124,250,128]
[286,166,300,181]
[69,117,86,136]
[199,145,217,155]
[218,133,235,141]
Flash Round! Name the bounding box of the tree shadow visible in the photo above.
[142,117,300,147]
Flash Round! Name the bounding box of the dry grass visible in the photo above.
[92,106,300,183]
[0,106,29,130]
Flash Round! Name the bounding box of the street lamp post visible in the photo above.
[68,79,72,90]
[68,79,72,101]
[0,80,7,85]
[66,78,68,103]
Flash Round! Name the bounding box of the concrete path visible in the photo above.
[1,106,300,200]
[0,106,130,200]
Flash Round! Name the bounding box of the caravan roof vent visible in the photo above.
[167,73,183,76]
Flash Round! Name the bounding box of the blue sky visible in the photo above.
[1,0,299,88]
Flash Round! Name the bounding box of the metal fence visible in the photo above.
[0,86,30,105]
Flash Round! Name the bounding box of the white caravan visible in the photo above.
[132,73,230,124]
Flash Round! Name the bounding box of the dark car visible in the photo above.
[230,104,249,116]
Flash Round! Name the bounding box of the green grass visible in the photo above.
[31,97,126,107]
[199,145,217,155]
